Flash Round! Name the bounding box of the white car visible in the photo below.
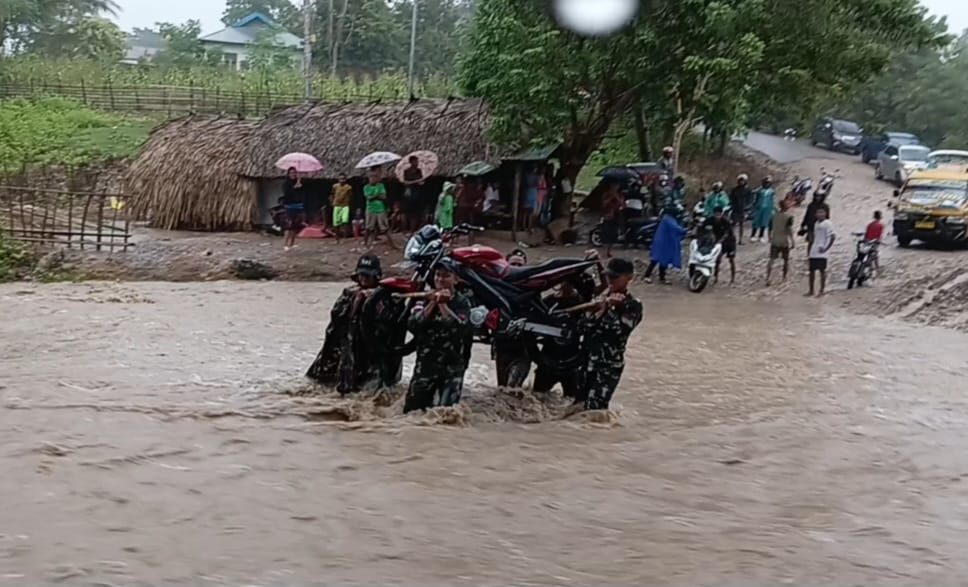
[926,149,968,171]
[876,144,930,186]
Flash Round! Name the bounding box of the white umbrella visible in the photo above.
[356,151,402,169]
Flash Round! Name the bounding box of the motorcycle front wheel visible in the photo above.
[688,272,708,293]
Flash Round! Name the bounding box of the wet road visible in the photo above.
[3,281,968,584]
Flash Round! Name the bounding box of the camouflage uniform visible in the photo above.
[359,292,408,389]
[532,289,585,398]
[403,291,473,413]
[305,287,362,388]
[578,294,643,410]
[491,334,531,388]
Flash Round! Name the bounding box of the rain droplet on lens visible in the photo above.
[552,0,640,37]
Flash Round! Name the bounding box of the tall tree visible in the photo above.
[312,0,406,75]
[0,0,119,55]
[222,0,299,32]
[31,16,126,61]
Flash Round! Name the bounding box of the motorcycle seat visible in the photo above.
[505,258,589,283]
[626,216,658,228]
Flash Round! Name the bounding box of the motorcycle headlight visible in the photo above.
[858,243,872,254]
[404,235,423,261]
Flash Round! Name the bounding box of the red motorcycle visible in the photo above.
[371,224,603,369]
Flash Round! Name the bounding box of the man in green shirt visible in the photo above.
[363,167,396,249]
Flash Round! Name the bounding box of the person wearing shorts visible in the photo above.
[767,198,795,285]
[330,173,353,242]
[807,206,835,297]
[363,167,396,249]
[701,206,736,285]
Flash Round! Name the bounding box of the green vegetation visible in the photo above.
[0,97,154,170]
[836,31,968,149]
[0,233,34,282]
[461,0,942,181]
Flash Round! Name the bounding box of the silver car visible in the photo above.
[876,143,930,186]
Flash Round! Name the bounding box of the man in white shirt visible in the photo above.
[807,206,836,297]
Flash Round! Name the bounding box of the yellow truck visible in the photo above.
[892,169,968,247]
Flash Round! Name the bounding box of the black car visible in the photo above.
[810,117,864,154]
[860,131,921,164]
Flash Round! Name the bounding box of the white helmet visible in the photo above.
[737,173,749,182]
[712,181,724,191]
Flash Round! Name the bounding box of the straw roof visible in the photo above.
[126,116,260,230]
[243,98,495,178]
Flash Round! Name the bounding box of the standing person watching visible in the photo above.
[766,198,796,286]
[363,167,396,249]
[281,167,305,251]
[807,207,836,297]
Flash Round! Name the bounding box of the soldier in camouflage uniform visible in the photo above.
[306,255,383,392]
[577,257,643,410]
[403,260,473,413]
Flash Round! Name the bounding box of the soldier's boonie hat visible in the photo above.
[436,257,459,274]
[605,257,634,278]
[355,254,382,277]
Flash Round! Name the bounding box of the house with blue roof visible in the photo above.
[199,12,303,71]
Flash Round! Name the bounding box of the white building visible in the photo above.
[199,12,303,71]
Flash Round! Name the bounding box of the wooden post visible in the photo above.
[511,162,521,243]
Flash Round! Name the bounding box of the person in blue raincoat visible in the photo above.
[643,206,687,284]
[751,176,776,242]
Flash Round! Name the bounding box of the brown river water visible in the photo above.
[2,281,968,585]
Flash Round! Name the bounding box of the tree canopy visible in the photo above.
[461,0,943,174]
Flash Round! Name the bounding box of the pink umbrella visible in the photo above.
[395,150,440,182]
[275,152,323,174]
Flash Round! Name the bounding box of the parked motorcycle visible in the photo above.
[589,215,659,248]
[788,175,813,206]
[814,168,838,199]
[847,233,879,289]
[687,236,722,293]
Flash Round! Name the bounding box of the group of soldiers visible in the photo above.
[306,252,643,413]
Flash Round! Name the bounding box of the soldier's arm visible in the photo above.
[618,298,644,334]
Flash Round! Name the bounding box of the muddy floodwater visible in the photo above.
[3,281,968,585]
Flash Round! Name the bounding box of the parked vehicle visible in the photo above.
[926,150,968,171]
[788,175,813,206]
[847,234,879,289]
[860,132,921,164]
[589,215,659,248]
[892,170,968,247]
[690,201,732,228]
[814,168,838,199]
[810,117,864,154]
[687,236,722,293]
[876,143,930,186]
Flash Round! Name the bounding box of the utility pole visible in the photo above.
[303,0,313,102]
[407,0,418,97]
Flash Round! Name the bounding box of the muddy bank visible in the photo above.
[4,281,968,584]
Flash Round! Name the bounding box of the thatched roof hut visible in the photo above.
[126,99,500,231]
[126,116,261,230]
[242,98,495,178]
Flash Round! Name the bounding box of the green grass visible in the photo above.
[0,96,154,171]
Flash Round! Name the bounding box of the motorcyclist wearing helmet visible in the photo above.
[704,181,730,219]
[660,146,676,176]
[651,174,673,214]
[729,174,752,244]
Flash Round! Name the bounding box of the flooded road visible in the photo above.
[3,281,968,585]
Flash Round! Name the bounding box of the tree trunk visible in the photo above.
[632,106,651,162]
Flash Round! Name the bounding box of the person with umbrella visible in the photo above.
[281,167,306,251]
[363,166,397,250]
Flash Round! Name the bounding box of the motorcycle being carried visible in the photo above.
[372,224,603,371]
[847,232,879,289]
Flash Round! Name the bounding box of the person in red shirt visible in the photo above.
[864,210,885,242]
[864,210,884,274]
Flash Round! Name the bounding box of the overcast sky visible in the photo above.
[110,0,968,36]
